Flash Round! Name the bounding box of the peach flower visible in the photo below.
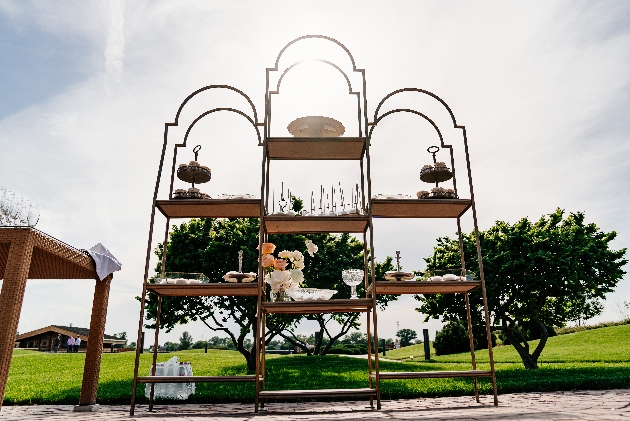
[261,254,275,268]
[274,258,288,270]
[260,243,276,255]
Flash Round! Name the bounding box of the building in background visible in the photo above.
[15,325,126,351]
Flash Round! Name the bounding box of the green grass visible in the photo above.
[382,324,630,363]
[5,325,630,405]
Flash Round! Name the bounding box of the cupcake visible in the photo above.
[420,164,433,175]
[431,187,445,197]
[417,190,430,199]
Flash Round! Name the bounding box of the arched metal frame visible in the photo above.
[258,34,379,409]
[369,88,498,406]
[130,85,262,415]
[130,37,499,415]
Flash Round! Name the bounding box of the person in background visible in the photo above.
[74,335,81,353]
[53,335,60,353]
[394,338,401,349]
[67,335,74,353]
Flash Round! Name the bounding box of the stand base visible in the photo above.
[73,404,100,412]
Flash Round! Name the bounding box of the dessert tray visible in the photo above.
[419,162,453,184]
[287,116,345,138]
[157,272,209,285]
[384,271,415,281]
[286,288,337,301]
[177,161,211,184]
[223,271,257,283]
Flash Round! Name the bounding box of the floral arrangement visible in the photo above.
[261,240,317,293]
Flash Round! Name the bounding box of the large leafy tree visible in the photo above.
[144,217,396,370]
[416,209,627,369]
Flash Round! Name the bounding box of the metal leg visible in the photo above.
[465,294,479,402]
[148,296,162,411]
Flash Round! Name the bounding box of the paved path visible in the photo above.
[0,390,628,420]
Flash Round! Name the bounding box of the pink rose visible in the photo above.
[274,259,288,270]
[261,254,275,268]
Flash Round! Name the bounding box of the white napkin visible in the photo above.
[87,243,122,281]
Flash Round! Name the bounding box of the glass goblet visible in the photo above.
[27,204,41,227]
[342,269,364,299]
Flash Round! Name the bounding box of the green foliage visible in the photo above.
[416,209,627,369]
[163,342,178,352]
[327,344,368,355]
[339,332,367,345]
[191,340,206,349]
[433,321,470,356]
[179,331,193,350]
[396,328,418,347]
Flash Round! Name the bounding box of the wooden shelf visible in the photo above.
[266,137,366,160]
[261,298,373,315]
[156,199,261,219]
[264,215,368,234]
[374,280,481,295]
[371,198,471,218]
[259,388,376,399]
[147,283,258,297]
[372,370,492,380]
[137,375,258,383]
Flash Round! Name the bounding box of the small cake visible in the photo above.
[434,162,448,170]
[420,164,433,175]
[431,187,445,197]
[445,189,456,198]
[417,190,430,199]
[188,161,200,167]
[173,189,187,198]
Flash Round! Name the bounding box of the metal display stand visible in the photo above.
[130,35,497,416]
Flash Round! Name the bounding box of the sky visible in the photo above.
[1,0,629,347]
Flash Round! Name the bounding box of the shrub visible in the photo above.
[434,321,470,356]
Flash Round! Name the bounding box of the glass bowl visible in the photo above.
[286,288,337,301]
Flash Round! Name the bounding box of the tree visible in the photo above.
[179,331,193,350]
[143,217,397,370]
[114,332,128,345]
[163,341,178,352]
[191,340,206,349]
[416,209,627,369]
[396,328,417,347]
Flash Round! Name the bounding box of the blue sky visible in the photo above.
[1,0,629,345]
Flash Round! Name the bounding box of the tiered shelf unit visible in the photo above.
[130,36,498,416]
[366,88,498,406]
[255,37,380,407]
[128,85,265,416]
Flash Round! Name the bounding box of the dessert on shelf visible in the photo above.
[223,250,257,283]
[156,272,209,285]
[384,251,415,281]
[174,144,212,199]
[417,145,458,199]
[287,116,345,137]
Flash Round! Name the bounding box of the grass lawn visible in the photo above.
[4,324,630,405]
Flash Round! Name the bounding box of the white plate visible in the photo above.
[287,116,345,138]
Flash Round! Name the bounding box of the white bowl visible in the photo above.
[286,288,337,301]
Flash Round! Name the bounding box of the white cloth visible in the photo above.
[87,243,122,281]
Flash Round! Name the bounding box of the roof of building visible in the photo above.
[15,325,126,343]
